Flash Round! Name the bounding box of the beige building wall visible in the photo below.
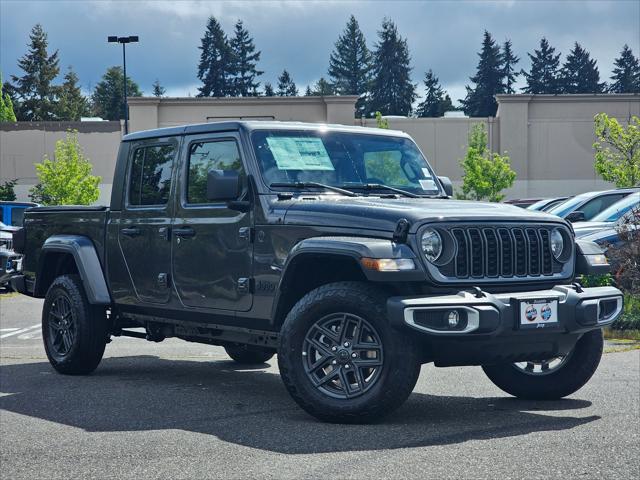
[1,94,638,205]
[128,95,359,132]
[0,122,121,204]
[497,94,640,198]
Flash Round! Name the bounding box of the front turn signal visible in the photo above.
[360,258,416,272]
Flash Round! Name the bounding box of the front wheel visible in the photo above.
[278,282,421,423]
[482,330,604,400]
[42,274,108,375]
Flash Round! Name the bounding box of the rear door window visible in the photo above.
[127,144,176,207]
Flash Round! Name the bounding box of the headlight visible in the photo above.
[550,228,564,259]
[421,228,442,262]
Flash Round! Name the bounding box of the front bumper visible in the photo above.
[388,285,623,366]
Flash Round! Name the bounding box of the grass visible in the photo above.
[604,328,640,341]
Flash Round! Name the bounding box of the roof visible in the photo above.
[122,120,411,142]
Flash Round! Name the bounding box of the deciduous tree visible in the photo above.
[593,113,640,188]
[30,130,101,205]
[457,123,516,202]
[0,74,17,121]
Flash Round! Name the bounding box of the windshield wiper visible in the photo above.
[270,182,359,197]
[340,183,422,198]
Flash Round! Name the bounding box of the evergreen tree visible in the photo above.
[415,70,452,117]
[521,37,561,94]
[11,24,60,120]
[304,85,313,96]
[502,39,520,94]
[307,77,335,96]
[368,19,416,116]
[197,16,234,97]
[277,70,298,96]
[263,82,275,96]
[92,66,142,121]
[0,74,17,122]
[55,67,90,121]
[152,79,166,97]
[559,42,605,93]
[460,31,504,117]
[230,20,263,96]
[609,45,640,93]
[328,15,372,114]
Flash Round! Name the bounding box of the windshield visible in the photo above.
[251,129,442,195]
[548,193,593,217]
[590,193,640,222]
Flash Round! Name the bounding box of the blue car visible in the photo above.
[0,201,38,227]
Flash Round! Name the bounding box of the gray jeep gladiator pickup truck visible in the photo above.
[11,121,623,423]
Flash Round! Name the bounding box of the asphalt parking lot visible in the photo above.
[1,292,638,479]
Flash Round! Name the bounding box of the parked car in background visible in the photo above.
[573,193,640,238]
[504,198,543,208]
[0,201,38,227]
[526,197,570,212]
[547,188,639,222]
[0,221,23,289]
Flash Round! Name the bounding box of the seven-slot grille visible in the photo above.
[443,226,558,279]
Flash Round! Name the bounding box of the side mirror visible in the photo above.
[566,210,586,223]
[438,176,454,197]
[206,169,240,201]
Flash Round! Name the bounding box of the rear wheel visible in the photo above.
[482,330,603,400]
[42,275,108,375]
[224,344,274,364]
[278,282,421,423]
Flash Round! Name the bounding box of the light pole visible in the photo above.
[107,35,139,134]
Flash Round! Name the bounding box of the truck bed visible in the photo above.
[22,206,110,281]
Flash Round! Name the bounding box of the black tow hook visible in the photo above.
[471,286,485,298]
[572,282,584,293]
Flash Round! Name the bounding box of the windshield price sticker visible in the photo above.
[267,137,335,171]
[419,179,437,191]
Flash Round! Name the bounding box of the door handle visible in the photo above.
[120,227,141,237]
[173,226,196,238]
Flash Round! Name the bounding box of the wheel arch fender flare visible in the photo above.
[270,236,420,323]
[37,234,111,305]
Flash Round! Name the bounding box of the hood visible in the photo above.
[572,221,613,238]
[281,196,564,232]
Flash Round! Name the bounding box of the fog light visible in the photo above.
[447,310,459,328]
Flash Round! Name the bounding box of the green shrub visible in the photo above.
[611,293,640,331]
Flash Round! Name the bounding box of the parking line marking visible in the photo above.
[0,324,40,339]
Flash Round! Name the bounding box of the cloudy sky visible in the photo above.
[1,0,638,107]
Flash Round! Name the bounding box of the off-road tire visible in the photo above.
[482,329,604,400]
[224,344,275,364]
[42,274,108,375]
[278,281,421,424]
